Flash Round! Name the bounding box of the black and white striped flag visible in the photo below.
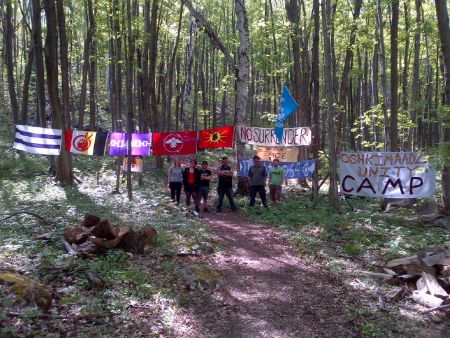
[13,124,62,155]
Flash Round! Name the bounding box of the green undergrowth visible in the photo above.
[239,193,449,263]
[239,192,450,336]
[0,144,212,336]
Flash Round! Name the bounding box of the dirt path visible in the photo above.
[179,210,358,338]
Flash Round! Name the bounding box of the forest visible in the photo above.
[0,0,449,336]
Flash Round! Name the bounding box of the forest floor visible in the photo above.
[0,132,449,337]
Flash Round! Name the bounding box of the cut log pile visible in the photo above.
[63,214,157,257]
[379,247,450,311]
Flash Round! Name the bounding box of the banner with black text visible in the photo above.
[339,152,436,198]
[238,126,311,147]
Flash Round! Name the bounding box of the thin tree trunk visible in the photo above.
[20,44,33,124]
[322,0,339,212]
[3,0,20,124]
[182,12,197,130]
[390,0,399,151]
[336,0,363,150]
[78,0,93,129]
[88,1,97,130]
[56,0,71,127]
[311,0,320,199]
[126,0,135,200]
[31,0,46,127]
[435,0,450,214]
[377,0,389,150]
[411,0,421,151]
[166,3,183,132]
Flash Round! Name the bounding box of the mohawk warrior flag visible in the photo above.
[14,124,62,155]
[198,126,235,149]
[64,130,97,155]
[152,131,198,155]
[109,132,152,156]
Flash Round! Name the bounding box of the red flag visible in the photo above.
[152,131,198,155]
[198,126,235,149]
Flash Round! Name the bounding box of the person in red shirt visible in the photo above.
[182,159,201,212]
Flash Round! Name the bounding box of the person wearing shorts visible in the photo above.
[199,161,212,212]
[269,159,285,204]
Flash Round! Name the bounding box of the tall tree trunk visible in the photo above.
[56,0,71,127]
[88,1,97,130]
[311,0,320,198]
[411,0,421,151]
[126,0,135,200]
[390,0,399,151]
[166,3,183,132]
[43,0,73,184]
[285,0,308,164]
[31,0,46,127]
[377,0,389,150]
[78,0,93,129]
[322,0,339,212]
[20,44,33,124]
[235,0,250,195]
[435,0,450,214]
[336,0,363,150]
[3,0,19,124]
[182,12,197,129]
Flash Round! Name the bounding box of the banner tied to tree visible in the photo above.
[339,152,436,198]
[239,159,315,179]
[256,146,299,162]
[238,126,311,147]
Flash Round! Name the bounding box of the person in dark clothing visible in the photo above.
[248,155,268,207]
[216,157,237,212]
[167,158,183,204]
[198,161,212,212]
[182,159,201,212]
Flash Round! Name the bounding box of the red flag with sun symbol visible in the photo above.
[64,130,97,155]
[198,126,235,149]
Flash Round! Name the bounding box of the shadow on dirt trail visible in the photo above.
[177,210,449,338]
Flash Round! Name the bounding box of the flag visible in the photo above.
[274,84,298,142]
[93,131,109,156]
[152,131,198,155]
[198,126,235,149]
[64,130,97,155]
[14,124,62,155]
[109,132,152,156]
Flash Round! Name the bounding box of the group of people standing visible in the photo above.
[167,156,286,213]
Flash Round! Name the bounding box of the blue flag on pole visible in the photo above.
[274,84,298,142]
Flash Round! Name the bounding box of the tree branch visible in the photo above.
[182,0,236,72]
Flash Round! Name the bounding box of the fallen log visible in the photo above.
[423,304,450,314]
[421,272,448,298]
[412,290,444,308]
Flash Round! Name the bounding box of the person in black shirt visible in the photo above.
[216,157,237,212]
[182,159,201,212]
[198,161,212,212]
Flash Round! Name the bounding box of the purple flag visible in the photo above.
[109,132,152,156]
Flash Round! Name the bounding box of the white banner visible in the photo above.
[339,152,436,198]
[238,126,311,147]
